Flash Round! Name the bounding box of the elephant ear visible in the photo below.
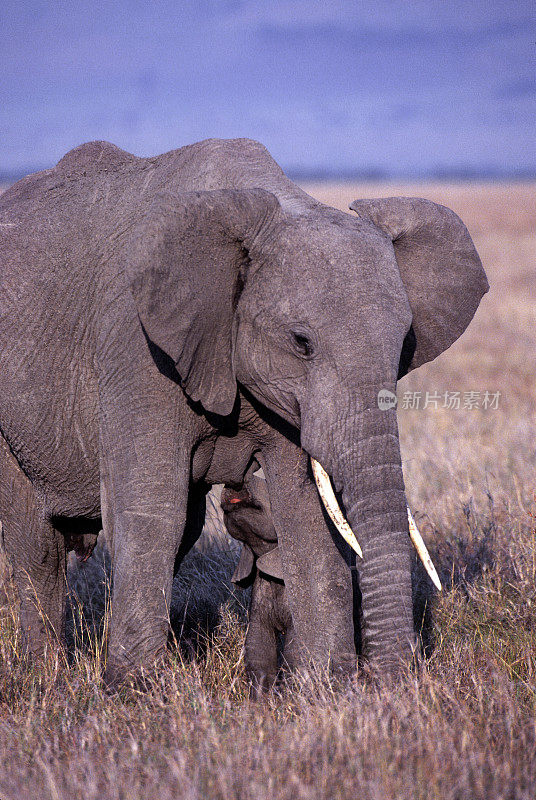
[256,546,284,582]
[349,197,489,369]
[127,188,280,415]
[231,545,256,587]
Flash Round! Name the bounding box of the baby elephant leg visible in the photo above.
[245,573,279,698]
[276,587,299,674]
[221,472,296,695]
[245,572,301,698]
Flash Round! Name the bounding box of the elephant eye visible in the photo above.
[291,331,314,358]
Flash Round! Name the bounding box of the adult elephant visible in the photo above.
[0,138,487,687]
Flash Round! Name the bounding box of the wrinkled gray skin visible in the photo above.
[0,138,488,687]
[221,462,298,697]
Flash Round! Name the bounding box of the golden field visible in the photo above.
[0,181,535,799]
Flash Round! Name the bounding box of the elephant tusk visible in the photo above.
[310,459,441,589]
[310,458,363,558]
[407,507,442,591]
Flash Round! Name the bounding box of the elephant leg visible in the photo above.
[0,434,67,656]
[258,437,356,678]
[244,574,279,697]
[281,617,299,674]
[101,469,192,687]
[274,585,299,673]
[98,395,194,689]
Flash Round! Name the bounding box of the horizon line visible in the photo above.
[1,165,535,185]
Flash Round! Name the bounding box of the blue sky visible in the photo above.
[1,0,535,177]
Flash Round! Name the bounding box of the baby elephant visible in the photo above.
[220,467,299,696]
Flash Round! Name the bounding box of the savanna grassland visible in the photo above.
[0,181,535,800]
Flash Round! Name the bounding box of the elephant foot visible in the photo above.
[358,655,417,690]
[329,652,358,682]
[246,668,277,700]
[17,639,68,677]
[103,660,155,694]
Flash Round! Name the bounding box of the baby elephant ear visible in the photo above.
[128,188,280,416]
[231,545,256,587]
[350,197,489,369]
[256,547,284,581]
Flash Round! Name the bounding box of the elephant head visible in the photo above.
[127,187,488,672]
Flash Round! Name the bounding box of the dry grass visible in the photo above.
[1,182,536,799]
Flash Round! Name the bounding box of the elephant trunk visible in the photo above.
[304,400,415,673]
